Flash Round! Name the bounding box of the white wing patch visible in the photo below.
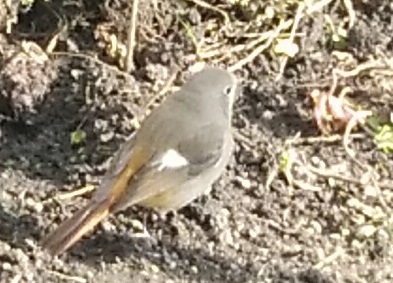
[157,149,188,171]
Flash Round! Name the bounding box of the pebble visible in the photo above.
[215,208,230,229]
[24,271,34,281]
[191,265,198,274]
[351,239,362,249]
[25,197,44,213]
[151,264,160,273]
[86,271,94,279]
[130,219,145,231]
[310,220,322,234]
[2,262,12,271]
[310,156,326,168]
[70,69,83,80]
[364,185,378,197]
[357,224,377,238]
[377,228,389,241]
[15,249,29,268]
[219,230,234,246]
[168,261,177,270]
[101,221,115,232]
[100,131,114,143]
[2,243,11,252]
[261,110,274,120]
[235,176,252,189]
[248,226,260,239]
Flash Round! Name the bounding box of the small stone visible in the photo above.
[360,171,372,185]
[310,156,320,165]
[364,185,378,197]
[100,131,114,143]
[28,199,43,213]
[248,227,260,238]
[265,6,275,19]
[305,227,314,235]
[221,208,231,217]
[377,228,389,241]
[357,224,377,238]
[151,264,160,273]
[101,221,115,232]
[86,271,94,279]
[235,177,252,189]
[233,230,241,239]
[259,248,269,259]
[215,209,230,229]
[2,243,11,252]
[140,270,149,276]
[35,259,43,269]
[230,262,238,270]
[191,265,198,274]
[15,248,29,265]
[219,230,233,246]
[316,247,325,260]
[94,119,109,130]
[130,219,145,232]
[351,239,362,249]
[188,62,205,73]
[24,271,34,281]
[12,275,22,283]
[24,239,36,249]
[340,229,350,237]
[2,262,12,271]
[70,69,83,80]
[168,261,177,270]
[262,110,274,120]
[310,220,322,234]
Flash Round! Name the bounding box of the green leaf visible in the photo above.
[374,124,393,153]
[70,129,86,145]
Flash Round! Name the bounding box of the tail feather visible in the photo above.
[42,199,111,256]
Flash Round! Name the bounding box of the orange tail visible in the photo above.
[42,198,111,256]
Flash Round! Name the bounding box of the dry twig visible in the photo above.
[314,247,345,269]
[276,3,305,81]
[342,110,372,169]
[187,0,230,24]
[285,133,365,145]
[124,0,140,72]
[228,19,293,72]
[56,185,95,200]
[342,0,356,29]
[306,0,334,14]
[45,270,87,283]
[307,164,393,190]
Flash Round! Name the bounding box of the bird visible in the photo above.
[42,66,238,256]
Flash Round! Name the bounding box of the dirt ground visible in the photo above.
[0,0,393,282]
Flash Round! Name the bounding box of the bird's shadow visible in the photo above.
[62,216,266,283]
[58,212,336,283]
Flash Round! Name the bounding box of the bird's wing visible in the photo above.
[92,132,152,204]
[106,123,230,212]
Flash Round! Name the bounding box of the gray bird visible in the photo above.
[42,66,238,256]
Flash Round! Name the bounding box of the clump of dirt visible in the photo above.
[0,40,59,118]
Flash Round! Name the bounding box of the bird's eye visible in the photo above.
[223,85,233,96]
